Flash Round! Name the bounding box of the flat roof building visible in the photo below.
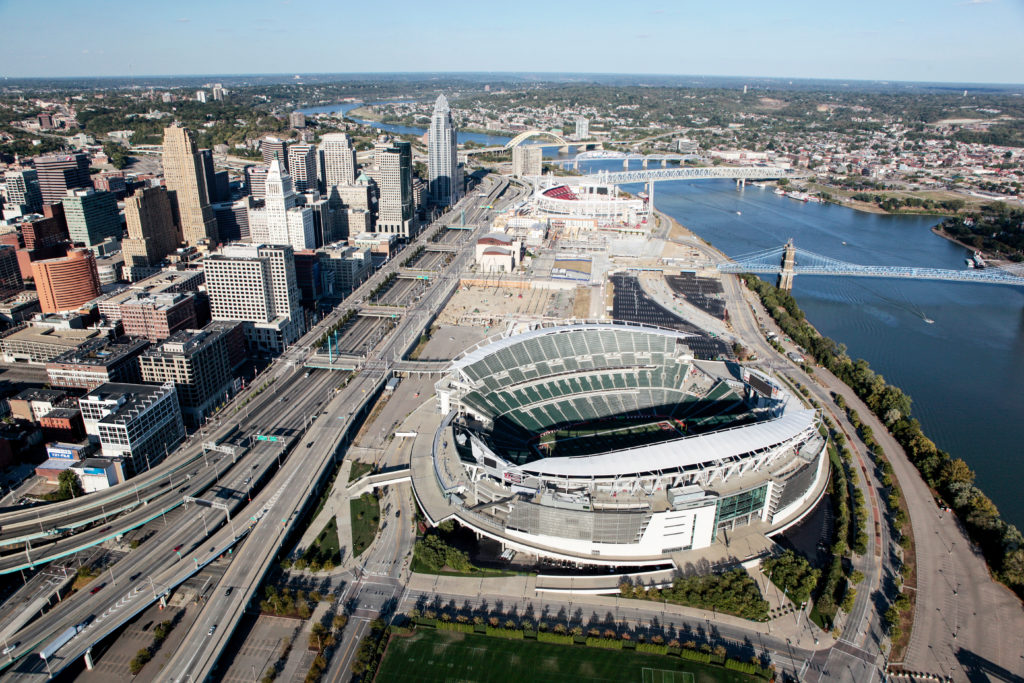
[62,189,121,248]
[32,248,101,313]
[46,336,149,390]
[34,153,91,205]
[119,292,196,341]
[79,382,184,479]
[0,324,101,364]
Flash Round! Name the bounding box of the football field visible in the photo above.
[376,629,760,683]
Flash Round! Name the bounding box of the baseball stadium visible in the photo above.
[421,321,829,566]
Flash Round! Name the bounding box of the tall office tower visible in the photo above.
[575,116,589,139]
[373,139,415,238]
[289,111,306,129]
[261,137,288,171]
[212,199,251,243]
[246,165,269,199]
[512,145,543,178]
[122,186,178,274]
[427,94,460,207]
[203,243,304,354]
[34,153,91,205]
[211,84,224,101]
[318,132,357,188]
[32,248,101,313]
[162,125,218,246]
[62,189,121,247]
[247,160,314,251]
[0,245,24,299]
[287,143,318,193]
[197,149,229,204]
[4,169,43,213]
[196,91,207,103]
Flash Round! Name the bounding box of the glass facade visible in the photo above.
[712,484,768,540]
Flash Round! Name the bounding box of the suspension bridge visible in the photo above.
[716,240,1024,290]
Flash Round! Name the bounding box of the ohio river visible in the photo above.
[301,101,1024,530]
[640,177,1024,531]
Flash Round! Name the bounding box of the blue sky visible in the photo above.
[1,0,1021,83]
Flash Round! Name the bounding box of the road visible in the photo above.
[159,176,524,682]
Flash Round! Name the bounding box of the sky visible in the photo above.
[1,0,1022,83]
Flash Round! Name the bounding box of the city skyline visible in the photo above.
[1,0,1021,84]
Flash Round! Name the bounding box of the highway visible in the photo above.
[159,174,521,682]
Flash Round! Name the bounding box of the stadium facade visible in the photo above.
[422,322,827,564]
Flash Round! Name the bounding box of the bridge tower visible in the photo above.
[778,239,796,291]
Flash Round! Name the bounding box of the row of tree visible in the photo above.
[620,568,769,621]
[742,274,1024,599]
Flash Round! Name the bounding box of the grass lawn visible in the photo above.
[348,460,374,483]
[303,516,340,566]
[350,493,380,557]
[377,630,759,683]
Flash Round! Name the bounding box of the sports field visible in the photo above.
[537,418,686,457]
[375,630,760,683]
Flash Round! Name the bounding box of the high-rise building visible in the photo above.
[119,292,197,341]
[79,382,184,479]
[162,125,218,246]
[32,248,101,313]
[261,137,288,171]
[512,145,543,178]
[0,245,24,299]
[212,199,251,243]
[287,144,318,193]
[198,149,228,204]
[319,133,357,188]
[247,160,315,251]
[122,186,178,274]
[4,169,43,213]
[318,243,372,299]
[428,95,460,207]
[246,165,269,199]
[196,90,207,103]
[211,84,225,101]
[62,189,121,247]
[34,153,91,205]
[203,243,304,354]
[138,323,241,426]
[575,116,589,139]
[372,138,415,238]
[289,111,306,129]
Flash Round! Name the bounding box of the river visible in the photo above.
[302,101,1024,530]
[636,175,1024,531]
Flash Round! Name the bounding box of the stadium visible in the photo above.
[424,322,828,565]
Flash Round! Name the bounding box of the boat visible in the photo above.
[924,318,934,324]
[735,211,742,215]
[773,188,787,196]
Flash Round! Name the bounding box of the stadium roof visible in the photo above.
[511,408,817,479]
[449,322,695,375]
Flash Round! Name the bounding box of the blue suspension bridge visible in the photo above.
[716,240,1024,290]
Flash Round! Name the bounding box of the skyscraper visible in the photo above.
[204,244,304,354]
[287,143,318,193]
[62,189,121,247]
[33,248,101,313]
[427,95,460,207]
[162,125,218,246]
[3,169,43,213]
[512,146,542,178]
[261,137,288,171]
[372,138,415,238]
[123,186,178,273]
[247,160,315,251]
[319,133,357,188]
[246,165,270,199]
[34,153,91,205]
[575,116,589,139]
[0,245,24,300]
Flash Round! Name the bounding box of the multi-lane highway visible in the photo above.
[0,174,522,680]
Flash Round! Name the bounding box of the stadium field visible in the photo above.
[537,417,686,458]
[375,629,760,683]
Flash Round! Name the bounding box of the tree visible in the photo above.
[102,142,128,169]
[58,470,83,500]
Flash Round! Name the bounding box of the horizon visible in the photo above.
[1,0,1020,83]
[3,70,1024,89]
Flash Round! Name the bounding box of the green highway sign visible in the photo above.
[255,435,280,442]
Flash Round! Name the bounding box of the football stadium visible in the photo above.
[423,322,829,565]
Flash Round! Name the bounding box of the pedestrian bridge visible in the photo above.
[718,242,1024,287]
